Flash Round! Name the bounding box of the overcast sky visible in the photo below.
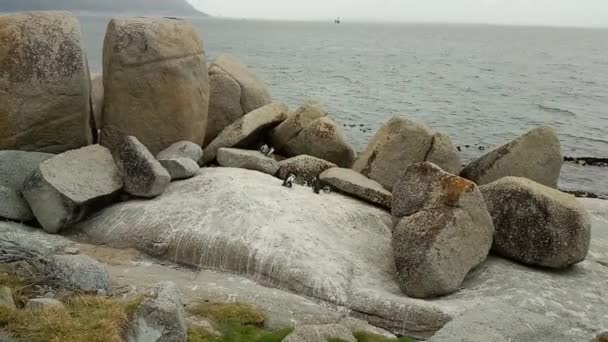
[189,0,608,27]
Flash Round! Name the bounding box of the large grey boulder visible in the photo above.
[271,102,327,150]
[156,141,203,162]
[91,72,104,130]
[0,151,54,190]
[127,281,187,342]
[217,148,279,175]
[114,136,170,198]
[277,155,337,184]
[0,186,33,222]
[46,254,111,293]
[480,177,591,268]
[283,117,356,168]
[0,11,93,153]
[461,126,562,188]
[200,102,289,165]
[102,17,209,155]
[319,168,391,209]
[77,167,451,338]
[22,145,123,233]
[284,324,356,342]
[392,162,494,298]
[353,117,460,191]
[205,54,272,145]
[159,158,199,181]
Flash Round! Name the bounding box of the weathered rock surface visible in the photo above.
[0,11,93,153]
[200,102,289,165]
[22,145,123,233]
[156,141,203,162]
[102,17,209,155]
[284,324,356,342]
[205,54,272,145]
[46,254,111,293]
[461,126,562,187]
[0,186,33,222]
[428,301,575,342]
[127,281,186,342]
[0,287,15,310]
[26,298,65,310]
[283,117,356,168]
[217,148,279,175]
[271,102,327,150]
[277,155,337,184]
[114,136,170,198]
[159,158,199,181]
[392,162,494,298]
[353,117,461,191]
[91,72,104,130]
[480,177,591,268]
[0,151,54,190]
[319,168,391,209]
[77,167,451,338]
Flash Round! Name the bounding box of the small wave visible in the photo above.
[537,104,577,116]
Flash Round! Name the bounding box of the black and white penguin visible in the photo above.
[282,173,296,188]
[311,177,321,194]
[266,147,275,157]
[260,144,270,155]
[323,185,332,194]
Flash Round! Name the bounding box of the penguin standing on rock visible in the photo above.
[282,173,296,188]
[311,177,321,194]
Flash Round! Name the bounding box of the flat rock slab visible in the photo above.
[76,169,608,339]
[217,148,280,175]
[319,168,391,209]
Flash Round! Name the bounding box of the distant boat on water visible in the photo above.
[334,17,341,24]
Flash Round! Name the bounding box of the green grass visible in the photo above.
[187,301,293,342]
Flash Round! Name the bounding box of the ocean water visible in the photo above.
[79,16,608,197]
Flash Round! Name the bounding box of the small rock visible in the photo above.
[128,281,187,342]
[201,102,289,165]
[0,186,34,221]
[159,158,200,181]
[46,255,112,293]
[283,117,356,168]
[217,148,279,175]
[26,298,65,310]
[284,324,356,342]
[22,145,123,233]
[156,141,203,162]
[63,247,80,255]
[460,126,562,188]
[480,177,591,268]
[271,102,327,150]
[0,287,16,310]
[277,155,337,184]
[114,136,171,198]
[319,168,391,209]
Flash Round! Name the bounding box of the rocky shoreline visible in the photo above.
[0,10,607,342]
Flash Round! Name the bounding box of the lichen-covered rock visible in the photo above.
[277,155,337,184]
[284,324,356,342]
[46,254,111,293]
[91,72,104,130]
[201,102,289,165]
[0,11,93,153]
[102,17,209,155]
[205,54,272,145]
[320,168,391,209]
[26,298,65,310]
[283,117,356,168]
[480,177,591,268]
[128,281,187,342]
[0,186,33,222]
[461,126,562,188]
[159,158,199,181]
[114,136,170,198]
[271,102,327,150]
[426,132,462,175]
[0,287,15,310]
[0,151,54,190]
[156,141,203,162]
[217,148,279,175]
[22,145,123,233]
[352,117,434,191]
[392,162,494,298]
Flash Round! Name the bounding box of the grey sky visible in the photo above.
[189,0,608,27]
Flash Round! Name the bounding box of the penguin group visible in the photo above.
[282,173,331,194]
